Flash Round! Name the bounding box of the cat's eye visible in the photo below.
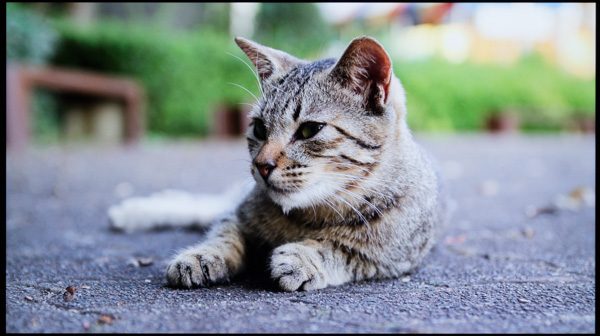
[253,119,267,140]
[295,122,325,140]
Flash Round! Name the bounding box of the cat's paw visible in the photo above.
[166,251,229,288]
[270,243,327,292]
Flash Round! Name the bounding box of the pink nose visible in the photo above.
[255,160,276,181]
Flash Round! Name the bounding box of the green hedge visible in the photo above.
[7,3,58,65]
[396,56,595,131]
[254,3,334,58]
[51,20,594,135]
[51,20,259,136]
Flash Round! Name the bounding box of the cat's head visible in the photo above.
[235,36,407,213]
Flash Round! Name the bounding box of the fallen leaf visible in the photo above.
[63,286,77,302]
[569,187,595,207]
[63,292,75,302]
[98,314,115,325]
[552,187,595,211]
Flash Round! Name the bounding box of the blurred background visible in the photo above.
[6,4,596,332]
[6,2,596,147]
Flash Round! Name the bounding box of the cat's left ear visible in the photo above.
[330,37,392,112]
[235,37,303,85]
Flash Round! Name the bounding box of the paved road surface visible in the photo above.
[6,134,595,332]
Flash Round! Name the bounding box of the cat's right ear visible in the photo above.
[329,37,392,113]
[235,37,303,85]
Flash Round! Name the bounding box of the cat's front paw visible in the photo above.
[166,251,229,289]
[270,243,327,292]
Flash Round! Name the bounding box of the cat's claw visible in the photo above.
[166,252,229,288]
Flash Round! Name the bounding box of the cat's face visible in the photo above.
[236,37,402,213]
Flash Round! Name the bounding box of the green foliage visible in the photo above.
[7,4,62,144]
[95,3,231,34]
[6,3,59,65]
[51,20,259,136]
[31,89,61,143]
[396,56,595,132]
[48,18,593,136]
[254,3,334,58]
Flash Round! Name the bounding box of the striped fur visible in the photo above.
[166,36,446,291]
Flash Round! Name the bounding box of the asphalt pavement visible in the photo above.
[6,134,596,333]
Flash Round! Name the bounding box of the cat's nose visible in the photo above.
[255,160,276,181]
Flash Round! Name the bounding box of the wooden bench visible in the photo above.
[6,64,145,149]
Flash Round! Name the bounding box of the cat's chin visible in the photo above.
[266,189,310,215]
[265,182,340,215]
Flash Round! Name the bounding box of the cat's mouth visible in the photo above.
[265,182,294,194]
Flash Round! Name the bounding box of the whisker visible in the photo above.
[227,158,253,164]
[226,51,263,95]
[314,171,398,191]
[228,82,259,102]
[321,197,345,222]
[237,102,259,110]
[334,186,384,217]
[283,165,396,195]
[326,181,384,214]
[331,193,370,229]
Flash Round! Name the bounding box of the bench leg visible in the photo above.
[6,65,31,150]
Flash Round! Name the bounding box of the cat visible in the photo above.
[109,36,446,292]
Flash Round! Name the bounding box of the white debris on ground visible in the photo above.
[554,186,595,210]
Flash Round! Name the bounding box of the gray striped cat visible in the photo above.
[165,36,445,291]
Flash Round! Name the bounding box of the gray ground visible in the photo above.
[6,134,596,333]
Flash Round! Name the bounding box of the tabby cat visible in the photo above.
[111,36,445,291]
